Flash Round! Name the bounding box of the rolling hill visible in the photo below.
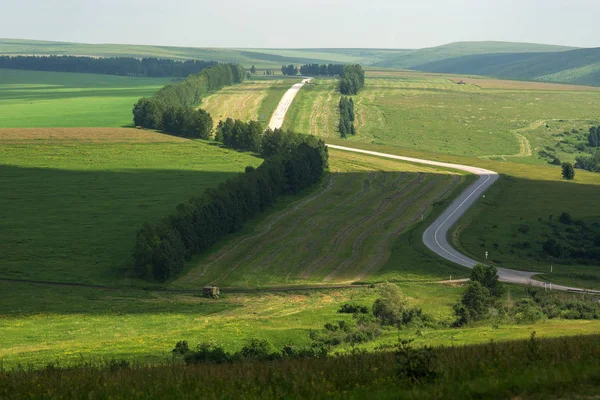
[371,41,576,68]
[413,47,600,86]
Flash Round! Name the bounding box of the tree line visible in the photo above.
[338,96,356,137]
[340,64,365,95]
[132,126,328,281]
[132,63,245,137]
[0,55,217,77]
[281,65,299,76]
[299,64,345,76]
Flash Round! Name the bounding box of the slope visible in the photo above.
[372,41,576,69]
[414,47,600,86]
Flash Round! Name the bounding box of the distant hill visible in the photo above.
[413,47,600,86]
[2,38,597,86]
[371,41,576,69]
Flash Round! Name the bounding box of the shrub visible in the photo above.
[453,281,492,326]
[239,338,274,360]
[338,303,369,314]
[396,339,438,385]
[470,264,503,297]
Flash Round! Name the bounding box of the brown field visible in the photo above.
[0,127,187,143]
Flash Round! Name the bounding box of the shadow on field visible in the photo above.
[0,164,242,286]
[3,161,599,315]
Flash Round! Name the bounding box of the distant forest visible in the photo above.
[281,64,345,76]
[0,55,217,77]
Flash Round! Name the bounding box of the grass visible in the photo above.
[321,139,600,290]
[282,79,339,137]
[287,76,600,160]
[0,69,170,128]
[4,276,600,370]
[170,149,466,289]
[7,333,600,399]
[0,128,261,285]
[200,79,296,128]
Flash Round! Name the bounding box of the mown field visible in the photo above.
[0,128,261,284]
[200,79,294,128]
[286,75,600,161]
[324,139,600,289]
[0,69,170,128]
[172,149,466,288]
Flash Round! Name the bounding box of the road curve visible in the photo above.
[326,145,598,294]
[268,78,312,130]
[268,81,598,294]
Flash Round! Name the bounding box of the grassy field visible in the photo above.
[7,332,600,399]
[0,128,261,285]
[200,79,295,128]
[171,149,466,288]
[5,276,600,369]
[0,69,170,128]
[286,76,600,161]
[323,139,600,289]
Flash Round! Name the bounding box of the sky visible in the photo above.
[2,0,599,49]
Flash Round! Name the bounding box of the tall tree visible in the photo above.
[562,162,575,180]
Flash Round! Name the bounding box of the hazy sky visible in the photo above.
[2,0,599,49]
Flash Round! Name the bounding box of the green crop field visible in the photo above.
[0,69,170,128]
[0,128,261,285]
[200,79,296,127]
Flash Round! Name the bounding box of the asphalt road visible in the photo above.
[268,78,312,130]
[267,82,597,294]
[326,145,598,294]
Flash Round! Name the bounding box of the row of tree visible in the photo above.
[298,64,345,77]
[0,55,216,77]
[340,64,365,95]
[575,150,600,173]
[338,96,356,137]
[132,63,245,136]
[281,65,299,76]
[132,127,328,281]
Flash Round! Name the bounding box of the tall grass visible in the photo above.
[2,334,600,399]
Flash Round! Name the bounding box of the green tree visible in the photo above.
[250,65,256,74]
[453,281,492,326]
[470,264,503,297]
[562,162,575,180]
[372,283,409,326]
[588,126,599,147]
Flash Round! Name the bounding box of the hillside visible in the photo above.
[414,47,600,86]
[0,38,575,69]
[0,39,349,68]
[371,41,575,68]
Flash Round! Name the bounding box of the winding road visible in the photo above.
[273,78,598,294]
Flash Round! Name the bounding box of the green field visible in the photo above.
[0,69,169,128]
[5,276,600,369]
[172,149,466,289]
[200,79,296,128]
[286,75,600,161]
[0,128,261,284]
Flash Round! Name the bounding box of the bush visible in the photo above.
[453,281,492,326]
[470,264,503,297]
[338,303,369,314]
[396,339,438,385]
[239,338,274,360]
[559,212,573,225]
